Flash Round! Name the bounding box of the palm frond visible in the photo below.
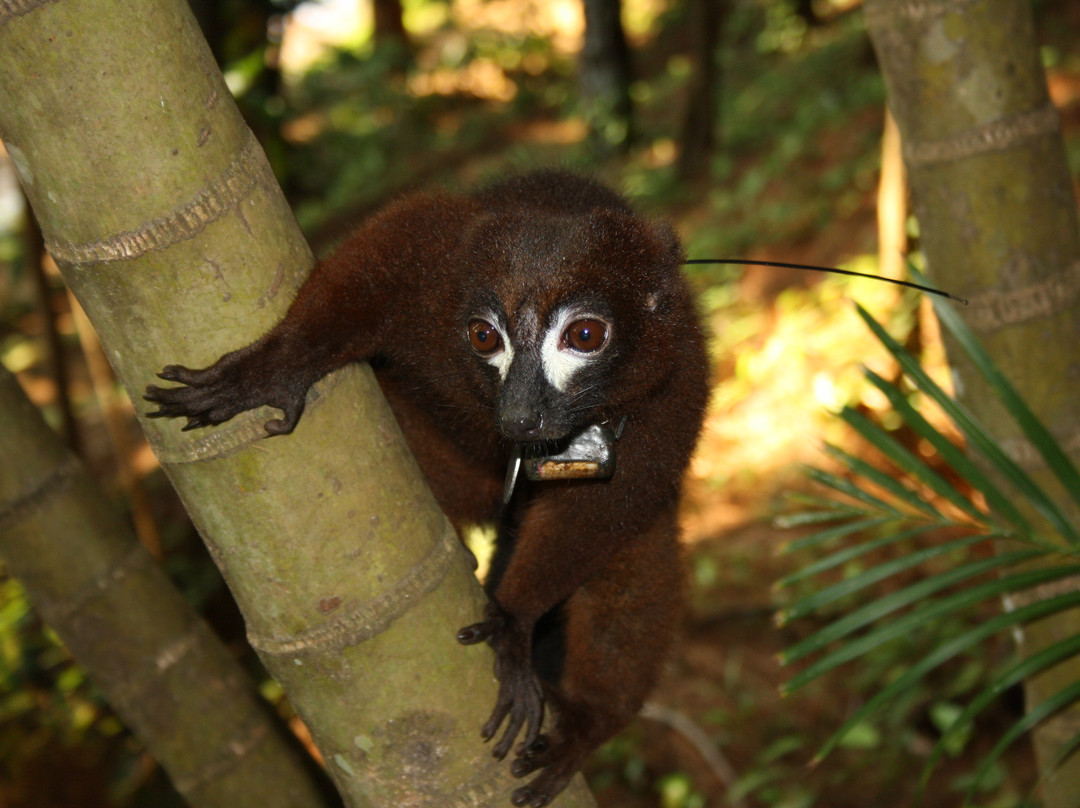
[779,530,988,626]
[919,631,1080,803]
[862,364,1033,536]
[779,546,1042,665]
[806,586,1080,763]
[822,441,946,520]
[777,521,942,588]
[803,465,905,516]
[780,515,897,555]
[858,303,1079,545]
[783,565,1080,701]
[837,405,986,523]
[774,503,867,527]
[779,298,1080,799]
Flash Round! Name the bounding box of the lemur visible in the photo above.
[145,171,711,807]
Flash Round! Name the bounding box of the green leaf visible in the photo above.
[774,505,867,529]
[857,304,1079,545]
[823,441,944,519]
[778,522,941,588]
[781,545,1038,664]
[836,721,881,750]
[803,466,903,515]
[930,283,1080,525]
[780,515,896,555]
[784,564,1080,695]
[779,532,997,627]
[783,491,868,511]
[862,368,1039,540]
[810,587,1080,765]
[837,406,986,523]
[919,630,1080,800]
[928,701,972,756]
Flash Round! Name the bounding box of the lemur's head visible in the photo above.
[457,205,688,445]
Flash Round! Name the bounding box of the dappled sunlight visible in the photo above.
[450,0,583,53]
[681,269,955,543]
[279,0,673,109]
[408,57,518,101]
[280,0,367,74]
[506,117,589,145]
[280,0,585,90]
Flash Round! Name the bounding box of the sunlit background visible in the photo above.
[2,0,1079,806]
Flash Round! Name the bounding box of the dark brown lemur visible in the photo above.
[145,171,711,807]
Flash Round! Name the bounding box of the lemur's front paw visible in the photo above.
[457,603,544,760]
[145,364,236,430]
[144,343,307,435]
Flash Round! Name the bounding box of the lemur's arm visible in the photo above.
[145,193,472,434]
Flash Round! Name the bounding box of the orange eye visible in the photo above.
[468,319,503,354]
[563,319,608,353]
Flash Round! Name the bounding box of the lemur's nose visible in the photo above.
[502,411,543,442]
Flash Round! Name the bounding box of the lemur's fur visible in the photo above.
[146,171,710,807]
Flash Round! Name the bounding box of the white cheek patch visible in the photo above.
[541,307,603,393]
[480,317,514,381]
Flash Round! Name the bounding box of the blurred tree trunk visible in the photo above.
[0,366,338,808]
[865,0,1080,803]
[372,0,408,46]
[23,202,81,454]
[0,1,594,806]
[580,0,633,150]
[372,0,412,72]
[66,287,164,558]
[677,0,725,181]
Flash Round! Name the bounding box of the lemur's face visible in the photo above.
[466,299,615,443]
[458,208,678,445]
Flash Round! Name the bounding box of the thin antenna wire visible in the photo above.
[684,258,968,305]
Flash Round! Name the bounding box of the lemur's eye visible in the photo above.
[563,319,608,353]
[468,319,503,354]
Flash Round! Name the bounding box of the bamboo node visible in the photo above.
[963,259,1080,331]
[865,0,985,28]
[44,130,270,266]
[171,719,271,797]
[52,541,156,621]
[0,454,80,535]
[247,521,462,657]
[903,103,1060,168]
[0,0,59,26]
[149,372,342,465]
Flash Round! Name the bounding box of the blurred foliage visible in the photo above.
[1,0,1078,806]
